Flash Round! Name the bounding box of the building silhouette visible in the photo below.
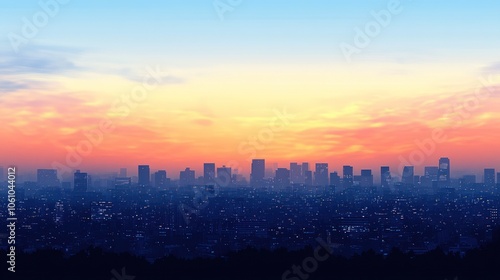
[330,172,341,187]
[154,170,167,188]
[180,168,195,186]
[438,158,451,187]
[251,159,265,187]
[217,165,232,186]
[484,168,496,187]
[37,169,60,188]
[74,170,88,192]
[119,168,127,177]
[360,169,373,187]
[204,163,216,185]
[381,166,391,188]
[402,166,414,185]
[343,166,353,188]
[314,163,329,186]
[138,165,150,186]
[290,162,302,184]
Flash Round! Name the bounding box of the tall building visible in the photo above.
[497,173,500,186]
[119,168,127,177]
[204,163,216,185]
[290,162,302,184]
[381,166,391,188]
[0,166,4,182]
[179,168,195,186]
[402,166,414,185]
[314,163,329,186]
[343,166,353,188]
[251,159,265,187]
[138,165,150,186]
[360,169,373,187]
[438,157,450,187]
[302,163,309,182]
[154,170,167,188]
[330,172,341,186]
[37,169,60,188]
[275,168,290,188]
[74,170,88,192]
[304,170,313,186]
[217,165,232,186]
[484,168,496,187]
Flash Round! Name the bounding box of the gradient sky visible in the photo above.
[1,0,500,180]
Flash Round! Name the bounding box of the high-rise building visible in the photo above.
[251,159,265,187]
[290,162,302,184]
[204,163,216,185]
[275,168,290,188]
[343,166,353,188]
[330,172,341,186]
[438,158,450,187]
[154,170,167,188]
[179,168,195,186]
[302,163,309,181]
[217,165,232,186]
[484,168,496,187]
[0,166,4,182]
[402,166,414,185]
[360,169,373,187]
[37,169,60,188]
[119,168,127,177]
[74,170,88,192]
[138,165,150,186]
[381,166,391,188]
[497,173,500,186]
[314,163,329,186]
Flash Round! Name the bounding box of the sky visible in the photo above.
[1,0,500,180]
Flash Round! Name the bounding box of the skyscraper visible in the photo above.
[179,168,195,186]
[204,163,216,185]
[438,158,450,187]
[360,169,373,187]
[314,163,329,186]
[217,165,232,186]
[304,170,313,186]
[381,166,391,188]
[138,165,150,186]
[154,170,167,188]
[343,166,353,188]
[74,170,88,192]
[251,159,265,187]
[402,166,414,185]
[275,168,290,188]
[37,169,60,188]
[302,163,309,182]
[484,168,495,187]
[290,162,302,184]
[330,172,341,186]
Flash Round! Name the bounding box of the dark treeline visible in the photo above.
[2,229,500,280]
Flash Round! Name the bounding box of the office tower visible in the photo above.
[314,163,329,186]
[381,166,391,188]
[180,168,195,186]
[115,177,132,188]
[330,172,341,186]
[304,170,313,186]
[154,170,167,188]
[74,170,88,192]
[204,163,216,185]
[275,168,290,188]
[37,169,60,188]
[484,168,496,187]
[119,168,127,177]
[497,173,500,186]
[343,166,353,188]
[402,166,414,184]
[290,162,302,184]
[0,166,3,182]
[360,169,373,187]
[251,159,265,187]
[421,166,439,188]
[438,157,450,187]
[217,165,232,186]
[138,165,150,186]
[302,163,309,181]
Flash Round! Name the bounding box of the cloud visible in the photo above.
[0,49,80,75]
[483,62,500,74]
[116,67,185,85]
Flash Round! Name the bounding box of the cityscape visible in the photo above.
[2,0,500,279]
